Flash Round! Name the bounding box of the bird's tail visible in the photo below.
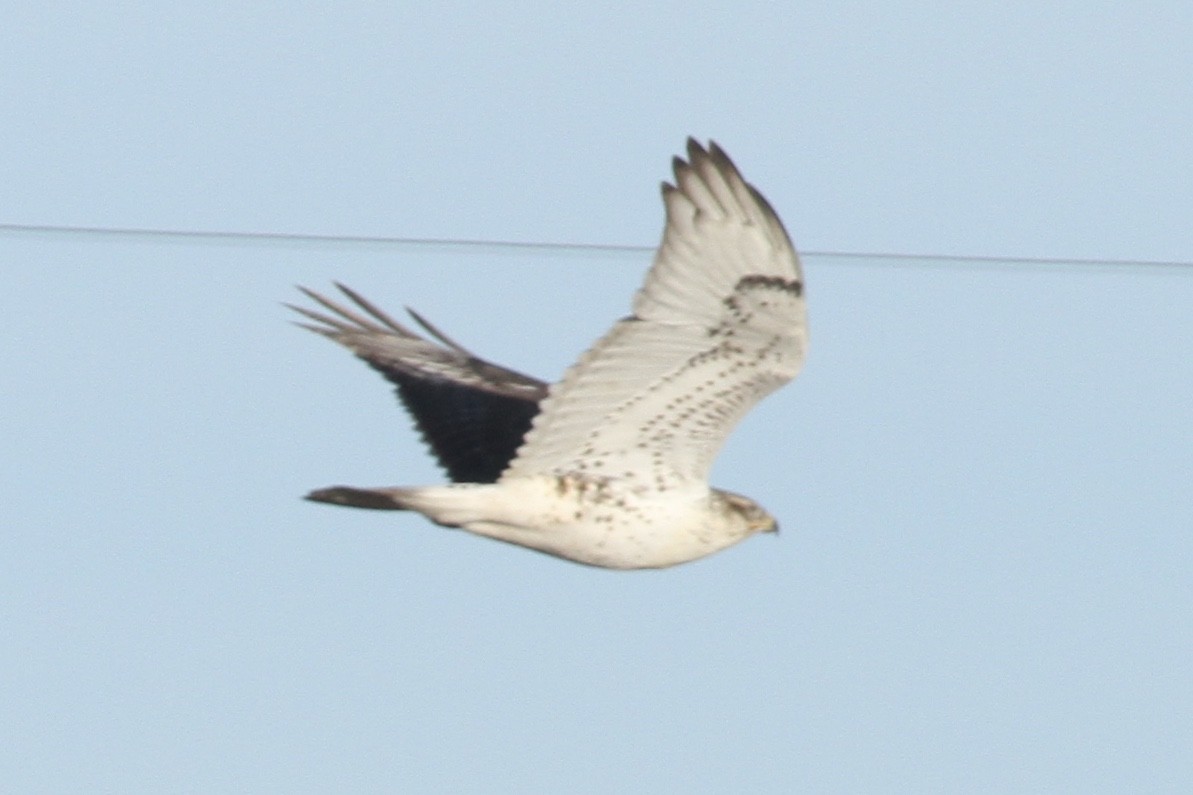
[304,482,528,532]
[305,486,418,511]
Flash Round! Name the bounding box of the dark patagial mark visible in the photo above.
[736,274,803,297]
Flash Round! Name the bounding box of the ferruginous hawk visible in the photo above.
[290,139,807,568]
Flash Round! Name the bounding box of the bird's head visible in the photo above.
[714,488,780,537]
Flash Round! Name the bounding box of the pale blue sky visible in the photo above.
[3,4,1192,792]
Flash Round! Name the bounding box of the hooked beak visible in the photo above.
[751,516,779,535]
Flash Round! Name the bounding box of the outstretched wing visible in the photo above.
[502,139,806,489]
[290,284,547,483]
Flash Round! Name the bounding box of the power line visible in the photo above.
[2,221,1191,272]
[0,221,649,254]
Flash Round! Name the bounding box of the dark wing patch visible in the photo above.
[389,372,540,483]
[289,284,547,483]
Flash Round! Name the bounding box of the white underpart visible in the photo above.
[391,477,756,569]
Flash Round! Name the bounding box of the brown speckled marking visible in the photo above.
[737,274,803,297]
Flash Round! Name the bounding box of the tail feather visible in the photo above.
[305,486,415,511]
[304,482,519,531]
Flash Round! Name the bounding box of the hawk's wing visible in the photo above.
[290,284,547,483]
[502,139,806,488]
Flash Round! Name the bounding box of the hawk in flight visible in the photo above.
[291,139,807,568]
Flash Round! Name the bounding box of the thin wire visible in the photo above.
[0,222,650,253]
[2,220,1191,272]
